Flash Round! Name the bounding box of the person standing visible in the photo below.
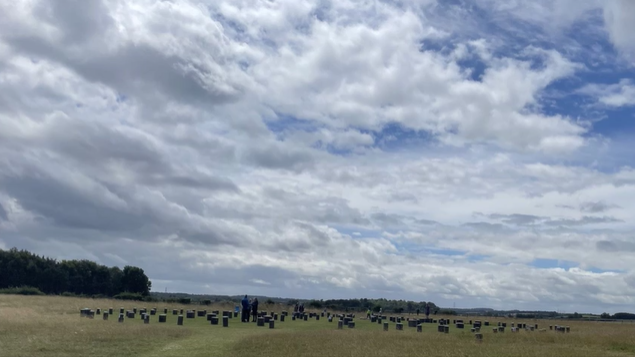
[241,295,250,322]
[425,303,430,319]
[251,297,259,322]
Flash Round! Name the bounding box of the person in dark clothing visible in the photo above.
[241,295,250,322]
[425,303,430,318]
[251,298,259,322]
[416,308,420,316]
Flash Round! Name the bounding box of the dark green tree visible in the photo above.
[121,266,152,296]
[108,267,124,296]
[308,300,323,309]
[613,312,635,320]
[0,247,151,298]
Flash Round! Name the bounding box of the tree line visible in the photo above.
[599,312,635,320]
[298,298,440,314]
[0,247,151,297]
[148,293,439,314]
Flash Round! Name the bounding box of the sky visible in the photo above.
[1,0,635,314]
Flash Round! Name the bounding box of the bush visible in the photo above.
[308,300,322,309]
[517,314,537,319]
[177,298,191,305]
[201,300,212,306]
[113,292,144,301]
[0,286,45,296]
[438,309,457,315]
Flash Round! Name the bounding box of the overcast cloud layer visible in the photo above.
[1,0,635,314]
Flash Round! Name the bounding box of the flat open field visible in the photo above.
[2,295,635,357]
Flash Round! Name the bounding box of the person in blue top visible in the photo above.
[241,295,251,322]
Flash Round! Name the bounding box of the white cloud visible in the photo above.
[0,0,633,314]
[603,0,635,58]
[579,79,635,107]
[249,16,587,153]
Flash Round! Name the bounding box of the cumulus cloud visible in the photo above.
[603,0,635,58]
[579,80,635,107]
[0,0,634,313]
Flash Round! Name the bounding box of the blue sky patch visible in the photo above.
[365,122,436,152]
[456,51,488,82]
[530,258,579,270]
[265,113,322,136]
[589,106,635,137]
[466,254,490,262]
[427,247,466,256]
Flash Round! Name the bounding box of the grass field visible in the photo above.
[2,295,635,357]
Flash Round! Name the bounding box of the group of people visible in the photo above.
[241,295,259,322]
[292,303,306,318]
[366,307,383,318]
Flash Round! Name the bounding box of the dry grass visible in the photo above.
[226,318,635,357]
[1,295,635,357]
[0,296,192,357]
